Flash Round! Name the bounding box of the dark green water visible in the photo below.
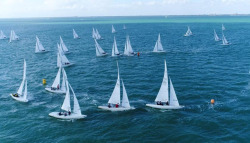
[0,16,250,142]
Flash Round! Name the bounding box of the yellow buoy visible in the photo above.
[211,99,215,104]
[43,79,46,85]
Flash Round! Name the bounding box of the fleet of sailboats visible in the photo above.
[92,28,102,40]
[184,26,192,37]
[146,60,183,109]
[0,30,7,39]
[9,30,19,43]
[153,34,165,53]
[73,29,80,39]
[45,67,67,94]
[95,39,108,56]
[49,69,87,119]
[57,43,73,67]
[35,36,47,53]
[10,60,28,102]
[112,36,121,57]
[98,62,134,111]
[124,35,136,56]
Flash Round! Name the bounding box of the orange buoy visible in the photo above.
[211,99,215,104]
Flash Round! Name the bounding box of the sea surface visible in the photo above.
[0,16,250,142]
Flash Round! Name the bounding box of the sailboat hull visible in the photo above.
[9,94,28,102]
[153,51,166,53]
[49,112,87,119]
[57,63,74,68]
[97,53,108,57]
[98,106,135,111]
[146,104,184,109]
[35,51,48,54]
[221,43,230,46]
[45,88,66,94]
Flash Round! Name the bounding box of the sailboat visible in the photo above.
[222,24,226,31]
[221,31,230,45]
[214,30,220,41]
[73,29,80,39]
[112,36,121,57]
[184,26,192,37]
[45,67,67,94]
[112,25,116,33]
[92,28,103,40]
[153,34,165,53]
[95,39,108,56]
[98,62,134,111]
[57,43,73,67]
[123,25,126,30]
[59,36,70,54]
[146,60,183,109]
[9,30,19,43]
[10,60,28,102]
[35,36,47,53]
[0,30,7,39]
[49,70,87,119]
[123,35,136,56]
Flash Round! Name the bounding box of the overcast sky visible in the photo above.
[0,0,250,18]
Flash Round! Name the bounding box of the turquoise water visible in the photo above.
[1,16,250,142]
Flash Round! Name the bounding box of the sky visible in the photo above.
[0,0,250,18]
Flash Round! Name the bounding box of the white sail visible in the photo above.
[121,80,130,108]
[35,36,45,52]
[214,30,220,41]
[0,30,7,39]
[23,80,28,100]
[112,25,116,33]
[61,80,71,112]
[222,24,226,31]
[124,36,135,56]
[57,43,70,67]
[9,30,19,42]
[155,60,169,102]
[61,69,67,92]
[73,29,79,39]
[60,36,69,52]
[123,25,126,30]
[95,39,106,56]
[222,32,229,45]
[92,28,96,39]
[96,29,101,39]
[169,78,179,106]
[153,34,164,52]
[112,37,120,56]
[184,27,192,36]
[69,83,82,115]
[17,60,26,95]
[108,63,120,105]
[52,67,61,88]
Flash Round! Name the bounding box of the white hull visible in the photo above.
[221,43,230,46]
[10,94,28,102]
[184,34,192,37]
[146,104,184,109]
[57,63,74,68]
[153,51,166,53]
[49,112,87,120]
[45,88,66,94]
[97,53,108,57]
[98,106,135,111]
[35,51,48,54]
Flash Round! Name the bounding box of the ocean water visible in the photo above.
[0,16,250,142]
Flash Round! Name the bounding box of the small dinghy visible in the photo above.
[153,34,165,53]
[214,30,220,41]
[0,30,7,39]
[112,25,116,33]
[222,24,226,31]
[45,67,67,94]
[112,36,121,57]
[49,72,87,120]
[221,32,230,46]
[73,29,80,39]
[95,39,108,57]
[10,60,28,102]
[98,62,134,111]
[92,28,103,40]
[9,30,19,43]
[123,35,136,56]
[59,36,70,54]
[184,26,192,37]
[146,60,184,109]
[35,36,48,53]
[57,43,73,67]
